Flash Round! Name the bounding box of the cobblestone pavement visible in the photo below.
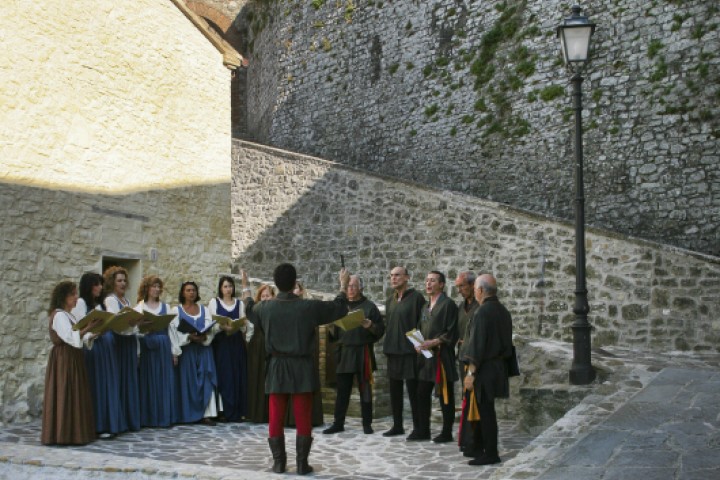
[2,341,718,479]
[0,416,533,480]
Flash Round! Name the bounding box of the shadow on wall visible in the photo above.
[231,141,720,354]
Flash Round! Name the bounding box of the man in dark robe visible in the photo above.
[415,270,459,442]
[454,270,481,455]
[323,274,385,435]
[462,274,513,466]
[246,263,349,475]
[382,266,426,437]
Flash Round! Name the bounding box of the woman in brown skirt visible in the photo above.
[41,280,100,445]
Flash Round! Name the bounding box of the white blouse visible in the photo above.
[207,297,254,342]
[51,310,84,349]
[168,304,215,356]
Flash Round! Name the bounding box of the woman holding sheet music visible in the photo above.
[41,281,99,445]
[170,281,219,425]
[103,266,141,433]
[208,275,253,422]
[78,272,126,439]
[135,275,176,428]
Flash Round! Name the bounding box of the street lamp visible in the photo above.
[557,5,597,385]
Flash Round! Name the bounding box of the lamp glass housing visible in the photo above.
[557,6,596,64]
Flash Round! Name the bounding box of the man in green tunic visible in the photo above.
[246,263,349,475]
[382,266,426,438]
[415,270,459,442]
[323,274,385,435]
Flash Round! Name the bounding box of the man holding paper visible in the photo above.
[323,275,385,435]
[414,271,459,443]
[246,263,349,475]
[382,266,426,438]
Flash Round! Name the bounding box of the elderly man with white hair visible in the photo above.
[323,274,385,435]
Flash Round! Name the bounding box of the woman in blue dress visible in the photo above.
[170,281,219,425]
[75,272,126,439]
[208,275,253,422]
[103,266,141,432]
[135,275,175,428]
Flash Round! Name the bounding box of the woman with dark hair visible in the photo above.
[41,281,99,445]
[170,281,218,425]
[246,283,274,423]
[134,275,175,428]
[80,272,125,439]
[208,275,253,422]
[103,265,141,433]
[71,272,105,319]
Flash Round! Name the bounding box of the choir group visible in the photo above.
[41,267,268,445]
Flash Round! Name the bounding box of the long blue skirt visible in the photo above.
[139,331,176,427]
[175,342,217,423]
[213,331,249,422]
[114,333,140,431]
[84,331,126,434]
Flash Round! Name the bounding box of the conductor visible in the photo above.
[246,263,349,475]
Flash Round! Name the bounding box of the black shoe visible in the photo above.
[382,426,405,437]
[468,454,501,466]
[322,424,344,434]
[199,418,217,426]
[433,433,453,443]
[363,425,374,434]
[406,431,430,441]
[463,449,483,458]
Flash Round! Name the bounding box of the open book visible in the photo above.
[138,312,175,334]
[177,316,216,335]
[406,328,433,358]
[213,314,246,335]
[73,307,145,334]
[333,309,365,331]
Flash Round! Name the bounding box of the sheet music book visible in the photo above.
[177,316,216,335]
[138,312,175,334]
[406,328,433,358]
[213,314,246,334]
[333,309,365,331]
[73,307,144,334]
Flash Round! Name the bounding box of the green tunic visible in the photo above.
[462,297,513,402]
[329,295,385,374]
[417,293,459,383]
[457,297,480,361]
[247,291,347,394]
[383,288,426,380]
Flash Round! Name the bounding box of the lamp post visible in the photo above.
[557,5,597,385]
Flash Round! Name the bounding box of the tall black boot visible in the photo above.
[361,401,373,434]
[296,435,314,475]
[268,436,286,473]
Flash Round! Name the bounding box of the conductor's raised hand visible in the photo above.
[339,268,350,291]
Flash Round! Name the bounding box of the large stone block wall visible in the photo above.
[0,1,234,423]
[237,0,720,256]
[232,140,720,356]
[0,183,231,424]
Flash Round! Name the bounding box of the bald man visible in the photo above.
[462,274,513,466]
[382,266,426,437]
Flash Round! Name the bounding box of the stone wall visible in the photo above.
[232,140,720,356]
[238,0,720,256]
[0,0,234,423]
